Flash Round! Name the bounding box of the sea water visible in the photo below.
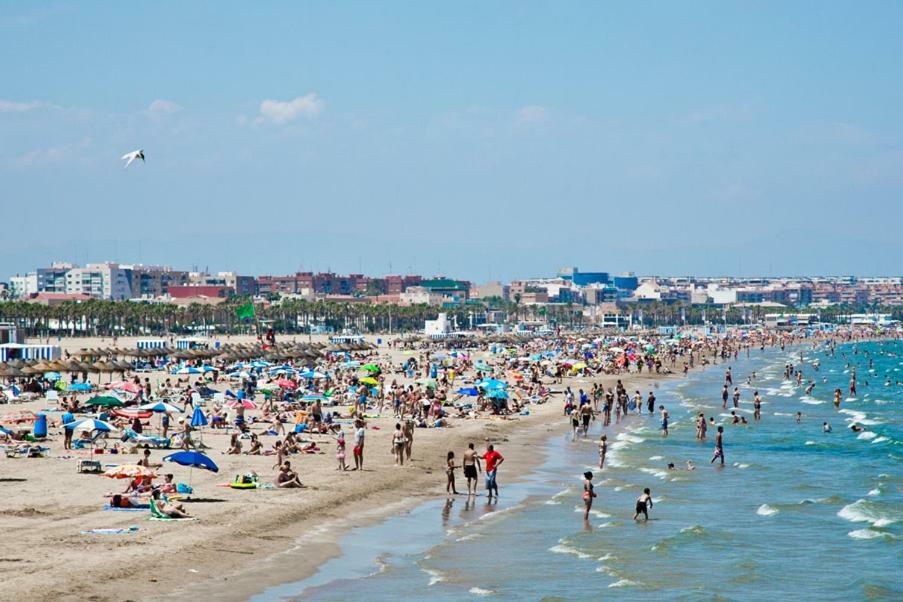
[256,341,902,601]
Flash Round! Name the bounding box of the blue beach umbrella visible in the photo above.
[164,450,218,472]
[487,389,509,400]
[190,406,208,428]
[63,418,115,432]
[301,394,329,402]
[139,401,183,413]
[43,371,61,381]
[163,450,219,497]
[476,379,507,390]
[68,382,93,392]
[299,370,329,379]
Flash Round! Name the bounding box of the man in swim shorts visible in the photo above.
[462,442,481,495]
[711,425,724,465]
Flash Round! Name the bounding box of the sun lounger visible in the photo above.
[123,428,170,448]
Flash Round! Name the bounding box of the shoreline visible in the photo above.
[151,374,670,602]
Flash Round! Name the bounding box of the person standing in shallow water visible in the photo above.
[462,443,481,495]
[634,487,653,521]
[711,425,725,465]
[482,444,504,499]
[598,434,607,469]
[582,471,597,521]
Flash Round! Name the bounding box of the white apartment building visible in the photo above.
[64,263,133,300]
[9,272,38,298]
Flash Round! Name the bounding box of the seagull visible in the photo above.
[122,149,145,169]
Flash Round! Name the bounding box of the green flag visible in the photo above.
[235,302,255,320]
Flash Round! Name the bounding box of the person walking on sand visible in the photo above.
[598,434,607,469]
[634,488,653,521]
[463,443,482,495]
[402,418,414,462]
[582,471,597,521]
[391,422,406,466]
[711,426,725,465]
[482,444,504,499]
[446,451,459,495]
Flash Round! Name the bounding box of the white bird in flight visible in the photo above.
[122,149,145,169]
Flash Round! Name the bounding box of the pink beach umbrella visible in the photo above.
[227,398,257,410]
[274,378,297,390]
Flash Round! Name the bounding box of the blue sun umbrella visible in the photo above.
[301,394,329,402]
[163,450,218,472]
[299,370,329,379]
[487,389,509,400]
[63,418,116,432]
[139,401,183,413]
[163,450,219,497]
[476,378,507,390]
[68,382,93,392]
[190,406,208,428]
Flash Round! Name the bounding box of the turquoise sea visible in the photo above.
[256,340,902,601]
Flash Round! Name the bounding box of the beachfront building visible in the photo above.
[8,272,38,298]
[558,266,610,286]
[36,262,73,294]
[418,278,470,303]
[189,271,256,297]
[424,312,451,337]
[124,264,189,298]
[64,263,133,300]
[469,281,510,302]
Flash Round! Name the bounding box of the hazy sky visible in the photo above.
[2,2,901,282]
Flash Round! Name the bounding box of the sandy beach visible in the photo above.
[0,334,674,602]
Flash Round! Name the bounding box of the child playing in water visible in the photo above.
[634,488,653,521]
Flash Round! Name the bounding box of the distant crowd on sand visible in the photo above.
[0,326,892,520]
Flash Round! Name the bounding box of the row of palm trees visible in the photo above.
[0,297,896,339]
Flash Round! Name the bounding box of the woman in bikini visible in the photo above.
[446,450,459,495]
[582,471,597,520]
[391,422,407,466]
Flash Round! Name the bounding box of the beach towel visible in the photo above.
[103,505,149,512]
[81,526,141,535]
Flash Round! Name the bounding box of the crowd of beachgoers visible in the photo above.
[1,327,892,508]
[0,325,895,598]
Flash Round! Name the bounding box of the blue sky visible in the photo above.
[2,1,901,282]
